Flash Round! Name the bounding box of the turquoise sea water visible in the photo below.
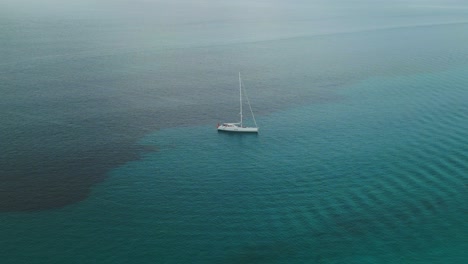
[1,1,468,263]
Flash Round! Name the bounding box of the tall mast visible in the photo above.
[239,72,243,127]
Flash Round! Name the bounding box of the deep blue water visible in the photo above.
[1,1,467,263]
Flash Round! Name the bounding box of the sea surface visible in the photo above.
[1,1,467,263]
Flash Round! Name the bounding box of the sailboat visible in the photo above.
[217,73,259,133]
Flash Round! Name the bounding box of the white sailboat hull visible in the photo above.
[218,73,259,133]
[217,124,258,133]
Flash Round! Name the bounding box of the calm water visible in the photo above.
[1,1,467,263]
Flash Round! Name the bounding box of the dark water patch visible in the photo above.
[0,141,156,212]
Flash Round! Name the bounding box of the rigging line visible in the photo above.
[241,79,258,128]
